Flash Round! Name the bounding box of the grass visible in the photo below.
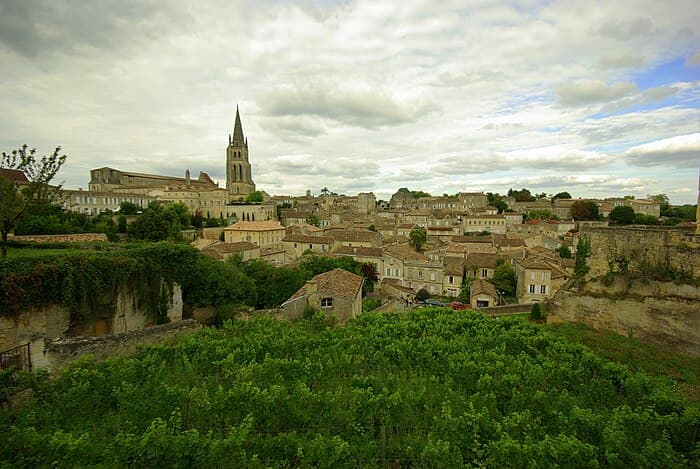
[545,322,700,403]
[2,247,86,259]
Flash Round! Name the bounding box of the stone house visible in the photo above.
[443,258,465,297]
[327,229,381,248]
[470,279,498,307]
[201,241,260,261]
[515,257,570,303]
[282,233,334,261]
[461,214,507,234]
[281,268,364,322]
[334,246,383,278]
[384,245,443,295]
[224,220,286,248]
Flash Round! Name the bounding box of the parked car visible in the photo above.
[449,301,470,310]
[424,298,447,307]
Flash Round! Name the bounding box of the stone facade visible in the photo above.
[548,278,700,356]
[226,107,256,202]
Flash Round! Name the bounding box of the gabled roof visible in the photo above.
[443,258,465,276]
[0,168,30,183]
[334,245,383,257]
[465,252,501,269]
[283,268,364,304]
[225,220,285,231]
[471,279,497,297]
[385,244,430,262]
[452,235,493,244]
[283,233,333,244]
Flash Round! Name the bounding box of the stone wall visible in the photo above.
[581,226,700,279]
[44,320,200,371]
[548,278,700,356]
[0,284,183,358]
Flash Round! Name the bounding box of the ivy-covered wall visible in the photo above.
[0,244,199,353]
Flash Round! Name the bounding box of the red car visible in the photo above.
[450,301,470,310]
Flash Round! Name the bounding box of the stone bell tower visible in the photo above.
[226,106,256,202]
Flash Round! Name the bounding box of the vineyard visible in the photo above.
[1,310,698,467]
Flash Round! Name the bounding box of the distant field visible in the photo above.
[545,322,700,403]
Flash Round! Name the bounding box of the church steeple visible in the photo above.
[232,105,244,142]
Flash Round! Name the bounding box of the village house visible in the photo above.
[327,229,381,248]
[334,246,383,277]
[384,245,443,295]
[470,279,498,307]
[281,268,364,322]
[442,258,464,297]
[461,214,507,234]
[224,220,286,248]
[515,257,570,304]
[282,233,335,261]
[201,241,260,261]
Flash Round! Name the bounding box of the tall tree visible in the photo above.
[609,206,635,225]
[409,226,427,252]
[492,259,516,297]
[0,145,66,257]
[571,200,600,221]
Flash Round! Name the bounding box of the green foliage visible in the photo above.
[662,204,696,221]
[571,200,600,221]
[634,213,659,225]
[609,206,636,225]
[305,214,321,227]
[0,243,199,323]
[526,209,560,221]
[553,191,572,199]
[415,288,430,301]
[486,192,508,213]
[648,193,670,213]
[244,191,264,203]
[556,246,572,259]
[409,226,426,252]
[362,298,382,312]
[458,276,473,303]
[396,187,431,198]
[575,235,592,278]
[118,201,139,215]
[530,303,543,321]
[2,312,697,466]
[368,224,376,232]
[1,145,67,257]
[507,187,535,202]
[492,259,516,297]
[127,202,192,241]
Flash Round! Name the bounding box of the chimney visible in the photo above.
[306,279,318,306]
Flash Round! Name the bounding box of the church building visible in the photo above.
[226,106,256,202]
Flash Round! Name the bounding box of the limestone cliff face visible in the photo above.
[0,285,183,368]
[548,278,700,356]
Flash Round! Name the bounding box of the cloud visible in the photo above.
[259,82,434,129]
[597,17,654,39]
[598,52,645,69]
[556,80,637,106]
[687,49,700,66]
[624,133,700,167]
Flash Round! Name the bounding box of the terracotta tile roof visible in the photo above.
[471,279,497,297]
[201,241,258,259]
[443,258,465,276]
[334,245,383,257]
[427,226,454,232]
[498,238,526,247]
[285,268,364,304]
[385,244,430,262]
[283,234,333,244]
[518,258,551,270]
[465,252,501,268]
[452,235,493,244]
[328,230,379,243]
[225,220,285,231]
[0,168,30,183]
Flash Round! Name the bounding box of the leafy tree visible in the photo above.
[492,259,516,297]
[634,213,658,225]
[663,204,696,221]
[526,209,559,221]
[416,288,430,301]
[1,145,66,257]
[530,303,543,321]
[486,192,508,213]
[609,206,635,225]
[571,200,600,221]
[648,193,670,213]
[575,235,591,277]
[359,262,378,294]
[306,214,321,227]
[368,224,376,232]
[119,201,139,215]
[320,187,329,196]
[245,191,264,203]
[507,188,536,202]
[556,246,572,259]
[117,215,127,233]
[553,192,572,199]
[458,275,474,303]
[127,202,191,241]
[409,226,427,252]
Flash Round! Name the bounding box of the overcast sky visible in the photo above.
[1,0,699,203]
